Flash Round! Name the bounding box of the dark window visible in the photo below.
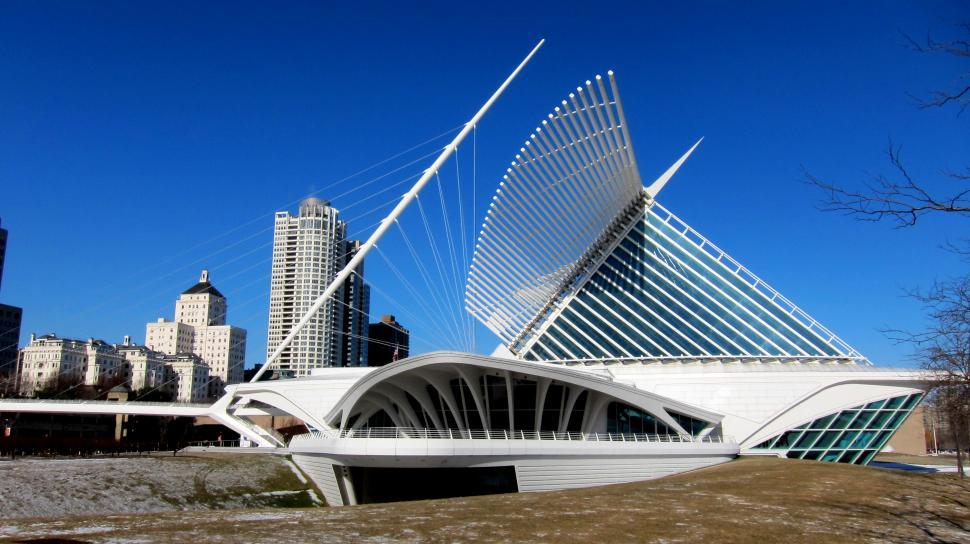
[565,390,587,432]
[606,402,673,435]
[482,375,509,431]
[540,384,565,432]
[512,379,537,432]
[665,409,710,437]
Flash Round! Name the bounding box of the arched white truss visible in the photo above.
[323,351,723,437]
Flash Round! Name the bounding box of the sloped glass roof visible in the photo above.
[466,72,865,364]
[519,199,863,361]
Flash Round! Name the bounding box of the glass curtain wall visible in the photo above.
[749,393,923,465]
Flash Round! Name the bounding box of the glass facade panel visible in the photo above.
[814,430,842,449]
[870,411,894,429]
[821,451,841,462]
[523,205,856,360]
[774,430,803,449]
[859,449,879,465]
[834,430,859,449]
[752,438,774,449]
[851,431,877,450]
[885,411,907,430]
[540,384,565,432]
[851,410,877,429]
[870,430,893,450]
[565,390,587,432]
[607,402,674,435]
[829,411,858,430]
[482,375,509,431]
[666,410,711,437]
[793,431,821,449]
[746,392,923,466]
[809,414,835,430]
[884,396,906,410]
[512,379,537,432]
[642,216,837,356]
[838,450,861,464]
[902,393,922,411]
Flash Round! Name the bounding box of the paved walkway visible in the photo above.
[870,460,966,475]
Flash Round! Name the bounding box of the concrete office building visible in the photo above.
[367,315,409,367]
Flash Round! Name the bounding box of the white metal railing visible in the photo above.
[188,440,243,448]
[289,427,735,445]
[0,398,212,408]
[227,413,286,444]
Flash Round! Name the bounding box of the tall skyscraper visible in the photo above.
[367,314,409,367]
[0,218,23,378]
[0,217,7,291]
[340,240,370,367]
[266,198,370,376]
[145,269,246,396]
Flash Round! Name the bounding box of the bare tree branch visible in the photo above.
[903,23,970,112]
[806,23,970,228]
[804,142,970,227]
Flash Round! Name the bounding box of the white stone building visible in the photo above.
[162,353,209,403]
[266,198,369,376]
[144,319,193,356]
[115,336,166,391]
[17,334,126,396]
[145,270,246,397]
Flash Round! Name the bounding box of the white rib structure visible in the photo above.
[465,72,644,345]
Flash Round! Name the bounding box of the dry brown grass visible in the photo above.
[2,457,968,543]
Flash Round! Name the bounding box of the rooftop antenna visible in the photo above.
[250,39,545,382]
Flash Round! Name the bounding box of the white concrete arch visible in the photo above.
[326,351,724,436]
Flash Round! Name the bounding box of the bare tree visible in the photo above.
[887,278,970,477]
[806,23,970,228]
[807,24,970,473]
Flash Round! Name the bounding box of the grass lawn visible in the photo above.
[1,457,968,543]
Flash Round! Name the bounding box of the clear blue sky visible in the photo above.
[1,1,966,368]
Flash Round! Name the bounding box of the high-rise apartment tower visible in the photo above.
[266,198,370,376]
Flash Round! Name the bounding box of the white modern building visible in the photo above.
[168,70,925,506]
[0,61,933,507]
[146,270,246,397]
[267,199,369,375]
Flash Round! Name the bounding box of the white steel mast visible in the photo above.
[251,39,545,382]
